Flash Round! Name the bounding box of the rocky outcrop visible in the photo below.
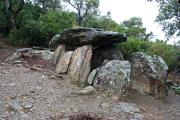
[56,51,73,74]
[93,60,131,95]
[68,45,92,86]
[130,52,168,98]
[49,28,127,48]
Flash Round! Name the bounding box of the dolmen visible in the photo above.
[50,27,168,98]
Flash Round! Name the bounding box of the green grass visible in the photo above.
[174,86,180,95]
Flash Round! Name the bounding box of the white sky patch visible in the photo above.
[99,0,178,44]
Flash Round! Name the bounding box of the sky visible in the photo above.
[99,0,177,44]
[63,0,178,44]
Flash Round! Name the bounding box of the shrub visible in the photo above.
[119,38,179,71]
[147,40,178,70]
[118,37,151,59]
[39,10,76,40]
[8,21,44,47]
[8,10,76,47]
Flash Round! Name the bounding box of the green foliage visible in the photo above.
[8,10,75,47]
[119,37,151,59]
[122,17,150,40]
[119,37,179,71]
[64,0,100,26]
[174,86,180,95]
[35,0,62,10]
[0,1,8,33]
[39,10,75,39]
[155,0,180,37]
[147,40,178,70]
[8,21,44,47]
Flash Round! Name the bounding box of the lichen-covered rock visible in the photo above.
[49,28,127,48]
[87,69,97,85]
[49,34,60,48]
[68,45,92,86]
[130,52,168,98]
[93,60,131,96]
[71,86,96,95]
[51,45,66,65]
[56,51,73,74]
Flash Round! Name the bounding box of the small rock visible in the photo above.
[112,102,140,113]
[71,86,96,95]
[111,95,119,102]
[23,103,33,109]
[16,48,32,53]
[87,69,97,85]
[5,52,22,61]
[7,100,24,114]
[134,113,144,120]
[100,102,111,109]
[14,60,24,64]
[30,65,43,71]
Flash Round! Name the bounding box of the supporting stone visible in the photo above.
[68,45,93,86]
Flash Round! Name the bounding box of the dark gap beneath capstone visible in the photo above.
[91,45,124,71]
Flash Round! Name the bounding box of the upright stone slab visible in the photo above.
[130,52,168,98]
[56,51,73,74]
[68,45,92,86]
[51,44,66,65]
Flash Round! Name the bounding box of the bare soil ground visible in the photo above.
[0,36,180,120]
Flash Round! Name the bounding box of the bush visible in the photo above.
[147,40,178,70]
[39,10,76,40]
[8,10,76,47]
[8,21,44,47]
[118,37,151,59]
[119,37,179,71]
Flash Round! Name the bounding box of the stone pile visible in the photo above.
[50,27,168,98]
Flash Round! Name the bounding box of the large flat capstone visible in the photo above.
[49,28,127,48]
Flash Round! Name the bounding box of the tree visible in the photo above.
[148,0,180,37]
[34,0,62,11]
[64,0,99,26]
[0,0,26,34]
[122,17,153,40]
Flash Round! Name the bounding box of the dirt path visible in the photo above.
[0,37,180,120]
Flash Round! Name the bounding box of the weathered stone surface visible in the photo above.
[71,86,96,95]
[111,102,140,113]
[56,51,73,74]
[51,45,66,65]
[111,102,143,120]
[87,69,97,85]
[29,50,54,60]
[68,45,92,86]
[130,52,168,98]
[91,45,124,70]
[5,52,22,61]
[49,34,60,48]
[93,60,131,95]
[49,28,127,48]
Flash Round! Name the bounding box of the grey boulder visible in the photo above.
[93,60,131,96]
[130,52,168,98]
